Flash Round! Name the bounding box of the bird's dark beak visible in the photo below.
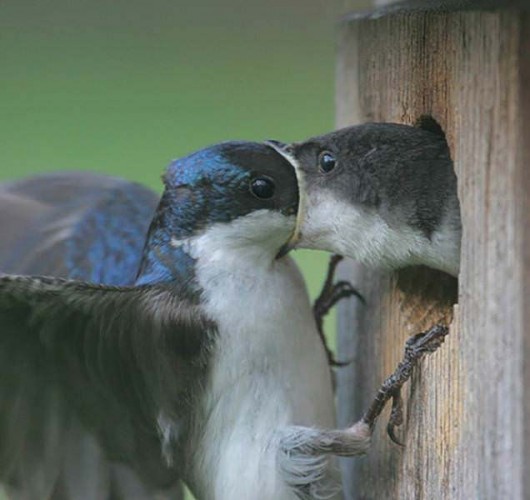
[265,139,306,259]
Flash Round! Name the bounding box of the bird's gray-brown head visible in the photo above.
[267,123,461,276]
[137,141,299,286]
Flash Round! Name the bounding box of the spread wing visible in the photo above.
[0,172,159,283]
[0,275,214,499]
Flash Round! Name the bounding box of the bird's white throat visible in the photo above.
[179,211,337,499]
[299,190,460,276]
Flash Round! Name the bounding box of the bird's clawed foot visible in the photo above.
[386,388,404,446]
[313,255,365,366]
[360,324,449,445]
[299,325,449,459]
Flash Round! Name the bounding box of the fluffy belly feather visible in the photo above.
[187,257,337,499]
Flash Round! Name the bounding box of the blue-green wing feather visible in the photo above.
[0,173,192,499]
[0,172,159,284]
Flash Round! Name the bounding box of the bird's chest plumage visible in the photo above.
[185,257,335,500]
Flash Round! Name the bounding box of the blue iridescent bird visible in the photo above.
[0,142,376,500]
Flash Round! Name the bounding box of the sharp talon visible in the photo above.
[360,324,450,444]
[330,254,343,266]
[389,389,404,426]
[313,255,364,368]
[387,423,405,447]
[333,280,366,305]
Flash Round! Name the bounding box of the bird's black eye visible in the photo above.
[250,176,275,199]
[318,151,337,173]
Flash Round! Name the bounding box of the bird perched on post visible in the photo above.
[267,121,458,445]
[0,136,448,500]
[268,121,461,276]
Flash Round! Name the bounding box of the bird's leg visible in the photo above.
[313,254,365,366]
[360,324,449,443]
[280,324,449,467]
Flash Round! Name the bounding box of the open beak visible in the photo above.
[264,140,306,258]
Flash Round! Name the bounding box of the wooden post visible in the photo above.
[335,1,530,498]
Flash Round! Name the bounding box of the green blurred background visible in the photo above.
[0,0,361,329]
[0,0,368,497]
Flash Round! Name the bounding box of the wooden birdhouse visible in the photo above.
[336,1,530,498]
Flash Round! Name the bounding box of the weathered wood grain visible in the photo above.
[335,2,530,498]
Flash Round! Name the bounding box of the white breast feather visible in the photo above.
[301,191,460,276]
[181,212,338,500]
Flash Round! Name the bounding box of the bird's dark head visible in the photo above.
[137,141,299,285]
[268,123,461,275]
[161,141,298,246]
